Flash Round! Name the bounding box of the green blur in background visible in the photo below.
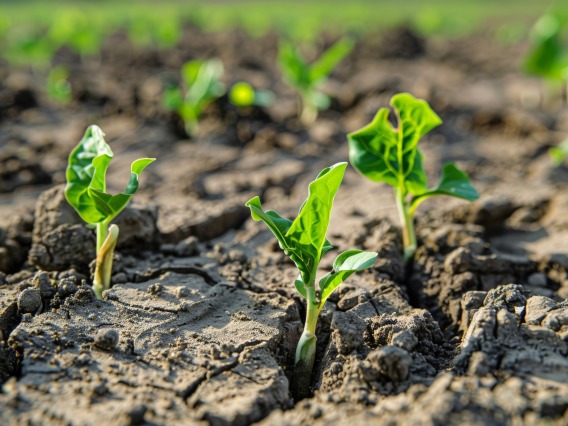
[0,0,566,69]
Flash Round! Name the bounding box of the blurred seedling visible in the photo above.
[163,59,225,137]
[523,11,568,102]
[65,125,155,298]
[278,37,354,124]
[348,93,479,263]
[246,162,378,398]
[550,138,568,166]
[46,65,71,104]
[229,81,274,108]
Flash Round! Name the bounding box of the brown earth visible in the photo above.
[1,24,568,425]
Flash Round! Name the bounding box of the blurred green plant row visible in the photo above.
[0,0,565,68]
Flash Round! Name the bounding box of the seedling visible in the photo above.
[550,138,568,166]
[163,59,225,136]
[46,65,71,104]
[278,37,354,124]
[348,93,479,263]
[523,12,568,101]
[65,125,155,298]
[246,162,378,397]
[229,82,274,108]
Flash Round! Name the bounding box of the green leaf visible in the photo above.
[309,37,354,83]
[173,59,225,134]
[246,163,346,284]
[246,196,294,249]
[523,13,568,81]
[65,125,155,225]
[348,93,442,195]
[319,250,378,307]
[409,162,479,214]
[245,195,335,284]
[278,41,310,89]
[163,86,184,111]
[286,162,347,279]
[185,59,225,105]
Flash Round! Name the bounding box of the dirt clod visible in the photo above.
[17,288,41,314]
[94,329,120,351]
[361,346,412,382]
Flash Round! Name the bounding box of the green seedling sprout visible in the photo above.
[65,125,155,299]
[523,12,568,101]
[245,162,378,398]
[348,93,479,264]
[46,65,71,104]
[229,82,274,108]
[163,59,225,136]
[278,37,354,124]
[550,138,568,166]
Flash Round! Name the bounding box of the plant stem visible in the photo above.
[93,224,119,299]
[395,187,417,264]
[293,281,319,399]
[96,220,109,252]
[299,93,317,125]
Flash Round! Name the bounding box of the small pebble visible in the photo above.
[177,287,190,298]
[58,277,78,296]
[148,283,163,295]
[176,236,199,257]
[94,329,119,351]
[17,288,42,314]
[33,271,55,298]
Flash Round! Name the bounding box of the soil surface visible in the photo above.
[1,24,568,425]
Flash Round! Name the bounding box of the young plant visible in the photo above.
[163,59,225,136]
[245,162,378,397]
[523,12,568,101]
[46,65,71,104]
[550,138,568,166]
[348,93,479,263]
[278,37,354,124]
[229,81,274,108]
[65,125,155,299]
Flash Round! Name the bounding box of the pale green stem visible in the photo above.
[93,224,119,299]
[96,220,110,252]
[395,187,417,264]
[299,92,317,125]
[293,281,320,399]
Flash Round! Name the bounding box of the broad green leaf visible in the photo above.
[409,162,479,214]
[286,162,347,280]
[65,125,155,225]
[309,37,354,83]
[319,250,378,307]
[245,195,334,284]
[348,93,442,196]
[246,196,294,251]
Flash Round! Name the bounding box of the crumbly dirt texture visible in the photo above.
[1,25,568,425]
